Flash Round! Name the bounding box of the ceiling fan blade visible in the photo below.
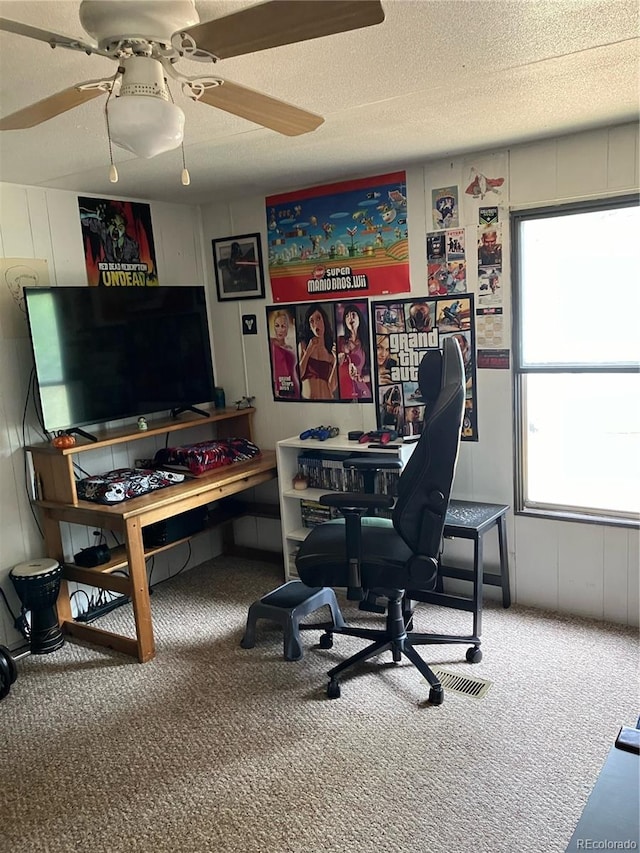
[0,82,109,131]
[181,0,384,60]
[196,80,323,136]
[0,17,109,56]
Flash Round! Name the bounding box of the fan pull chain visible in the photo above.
[105,72,120,183]
[167,80,190,186]
[181,143,190,186]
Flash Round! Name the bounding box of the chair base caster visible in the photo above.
[429,685,444,705]
[466,646,482,663]
[327,679,341,699]
[319,632,333,649]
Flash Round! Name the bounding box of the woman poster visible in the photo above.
[267,307,301,399]
[297,302,338,400]
[336,301,372,401]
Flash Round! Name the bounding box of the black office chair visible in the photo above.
[295,337,467,703]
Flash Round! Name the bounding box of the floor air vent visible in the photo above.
[430,667,492,699]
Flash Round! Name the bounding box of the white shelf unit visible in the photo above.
[276,434,416,580]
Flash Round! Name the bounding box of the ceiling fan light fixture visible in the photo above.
[107,95,185,158]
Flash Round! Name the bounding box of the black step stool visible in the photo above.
[241,581,346,661]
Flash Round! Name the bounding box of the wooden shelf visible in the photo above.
[61,498,281,592]
[26,407,255,455]
[27,408,257,506]
[282,487,328,501]
[288,527,310,542]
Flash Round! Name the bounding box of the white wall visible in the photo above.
[1,123,638,650]
[0,185,220,649]
[200,123,639,627]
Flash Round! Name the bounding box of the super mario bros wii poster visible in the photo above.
[265,171,410,303]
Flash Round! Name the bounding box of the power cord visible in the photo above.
[74,578,131,623]
[0,587,16,622]
[71,555,132,622]
[1,576,32,642]
[1,588,30,643]
[14,609,30,642]
[73,461,93,480]
[70,536,194,622]
[22,367,45,538]
[147,556,155,590]
[29,368,49,440]
[174,542,192,576]
[69,588,91,619]
[148,542,193,592]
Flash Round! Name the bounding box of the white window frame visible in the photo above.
[511,195,639,527]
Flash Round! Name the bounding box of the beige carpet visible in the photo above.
[2,556,638,853]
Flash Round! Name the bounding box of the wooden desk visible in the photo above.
[27,408,278,663]
[36,452,278,663]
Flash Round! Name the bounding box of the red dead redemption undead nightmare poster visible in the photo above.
[265,171,410,303]
[78,197,159,286]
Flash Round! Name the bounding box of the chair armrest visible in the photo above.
[320,492,394,512]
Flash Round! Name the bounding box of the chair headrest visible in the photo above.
[418,337,464,404]
[441,335,464,388]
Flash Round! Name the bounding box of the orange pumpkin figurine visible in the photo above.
[52,433,76,449]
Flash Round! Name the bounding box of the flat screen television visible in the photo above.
[24,286,216,435]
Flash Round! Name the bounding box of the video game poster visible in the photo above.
[265,171,410,303]
[266,300,374,403]
[78,197,159,287]
[371,294,478,440]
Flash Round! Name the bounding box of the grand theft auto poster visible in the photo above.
[371,294,478,441]
[265,171,410,303]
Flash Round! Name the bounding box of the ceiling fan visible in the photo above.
[0,0,385,161]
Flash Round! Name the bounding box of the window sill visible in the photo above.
[515,505,639,529]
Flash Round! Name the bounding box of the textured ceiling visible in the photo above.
[0,0,638,205]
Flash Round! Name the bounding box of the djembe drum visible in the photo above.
[10,558,64,654]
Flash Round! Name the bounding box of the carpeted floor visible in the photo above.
[1,556,638,853]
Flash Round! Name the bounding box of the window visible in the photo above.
[512,196,639,524]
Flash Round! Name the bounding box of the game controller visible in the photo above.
[299,425,340,441]
[358,429,398,445]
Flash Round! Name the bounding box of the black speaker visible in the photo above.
[74,544,111,567]
[143,507,208,547]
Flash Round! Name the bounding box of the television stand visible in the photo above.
[171,405,209,419]
[66,427,98,442]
